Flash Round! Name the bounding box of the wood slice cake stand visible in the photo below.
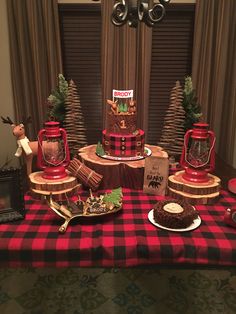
[29,172,80,201]
[78,144,168,190]
[167,170,221,205]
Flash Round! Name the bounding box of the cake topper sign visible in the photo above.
[113,89,133,99]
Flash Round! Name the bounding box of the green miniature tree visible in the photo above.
[103,187,123,207]
[118,103,128,113]
[96,141,105,156]
[182,76,202,131]
[47,74,68,124]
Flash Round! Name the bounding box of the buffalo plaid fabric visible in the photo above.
[0,188,236,267]
[102,130,145,157]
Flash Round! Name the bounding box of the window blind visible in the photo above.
[148,4,195,144]
[59,4,102,145]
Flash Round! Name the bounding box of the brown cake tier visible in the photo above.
[106,112,137,135]
[153,199,198,229]
[102,129,145,157]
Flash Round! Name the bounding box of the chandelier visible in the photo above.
[111,0,171,27]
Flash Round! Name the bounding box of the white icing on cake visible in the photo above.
[163,202,184,214]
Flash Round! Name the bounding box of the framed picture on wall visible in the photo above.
[0,168,25,223]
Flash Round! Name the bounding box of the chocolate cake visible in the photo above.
[101,89,145,157]
[153,199,198,229]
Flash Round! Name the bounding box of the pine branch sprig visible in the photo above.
[182,76,202,131]
[47,74,69,124]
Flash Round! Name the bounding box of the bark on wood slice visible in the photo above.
[168,171,221,195]
[30,184,80,201]
[78,144,168,190]
[29,171,78,192]
[167,170,221,205]
[167,186,220,205]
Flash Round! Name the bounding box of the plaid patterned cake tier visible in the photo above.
[102,129,145,157]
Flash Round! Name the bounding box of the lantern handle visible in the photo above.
[204,130,215,173]
[37,128,46,169]
[59,128,70,167]
[180,129,192,169]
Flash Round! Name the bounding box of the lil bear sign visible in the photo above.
[143,155,169,196]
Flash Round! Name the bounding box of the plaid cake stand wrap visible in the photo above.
[0,188,236,267]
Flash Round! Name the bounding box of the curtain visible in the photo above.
[192,0,236,166]
[7,0,62,140]
[101,0,152,132]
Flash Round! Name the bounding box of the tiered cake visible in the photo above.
[102,89,145,157]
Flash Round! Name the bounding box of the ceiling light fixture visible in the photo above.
[111,0,171,28]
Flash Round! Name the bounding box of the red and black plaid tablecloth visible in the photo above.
[0,188,236,267]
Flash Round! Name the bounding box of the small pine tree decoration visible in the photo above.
[64,79,87,156]
[47,74,68,124]
[158,81,186,160]
[96,141,105,156]
[182,76,202,131]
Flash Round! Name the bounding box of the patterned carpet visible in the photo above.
[1,267,236,314]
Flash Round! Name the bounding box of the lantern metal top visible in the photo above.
[191,123,210,139]
[44,121,61,138]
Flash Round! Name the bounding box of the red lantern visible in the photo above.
[37,121,70,180]
[180,123,215,183]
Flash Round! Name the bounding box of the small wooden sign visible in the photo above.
[143,155,169,196]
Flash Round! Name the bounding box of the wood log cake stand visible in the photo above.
[29,171,80,201]
[167,170,221,205]
[78,144,168,190]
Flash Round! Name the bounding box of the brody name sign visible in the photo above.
[113,89,133,99]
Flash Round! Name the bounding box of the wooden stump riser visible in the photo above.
[78,144,168,190]
[29,171,80,200]
[168,180,221,195]
[167,170,221,205]
[30,185,81,201]
[167,187,220,205]
[29,172,78,192]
